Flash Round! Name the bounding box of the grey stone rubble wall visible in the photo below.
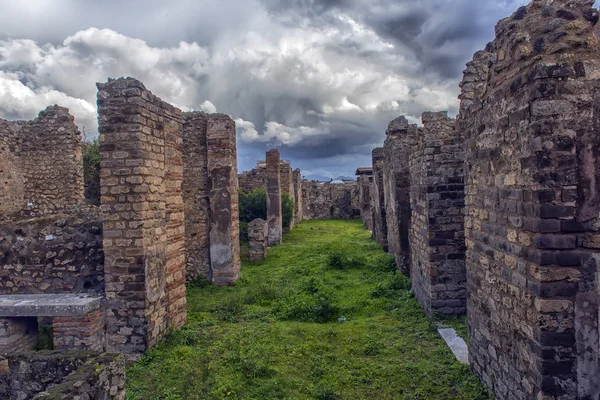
[408,112,466,316]
[266,149,282,246]
[0,351,125,400]
[371,148,388,251]
[238,162,266,193]
[383,116,417,274]
[0,106,84,219]
[97,77,186,355]
[357,175,373,231]
[302,181,359,220]
[248,218,268,262]
[459,1,600,398]
[0,209,104,295]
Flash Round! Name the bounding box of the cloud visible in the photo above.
[0,0,531,178]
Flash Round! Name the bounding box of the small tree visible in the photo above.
[238,188,294,243]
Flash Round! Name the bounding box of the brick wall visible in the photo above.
[0,106,84,219]
[52,310,105,352]
[459,1,600,398]
[97,77,186,355]
[408,112,466,315]
[248,218,268,262]
[302,181,359,220]
[0,209,104,295]
[383,117,417,273]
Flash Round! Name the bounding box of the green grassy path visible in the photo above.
[126,220,490,400]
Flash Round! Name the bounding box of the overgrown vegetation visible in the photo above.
[238,189,294,242]
[82,139,101,205]
[126,220,489,400]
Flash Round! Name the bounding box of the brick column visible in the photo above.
[266,149,282,246]
[97,77,186,355]
[206,115,241,286]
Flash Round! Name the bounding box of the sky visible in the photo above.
[0,0,525,180]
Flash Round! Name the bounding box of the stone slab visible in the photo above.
[437,328,468,364]
[0,294,102,317]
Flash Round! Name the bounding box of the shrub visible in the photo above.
[282,192,295,230]
[238,188,295,242]
[275,277,339,323]
[326,252,365,270]
[82,139,101,205]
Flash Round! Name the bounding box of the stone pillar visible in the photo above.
[206,115,241,286]
[97,77,186,355]
[356,173,373,231]
[408,111,465,315]
[293,168,303,224]
[371,148,387,251]
[459,2,600,398]
[266,149,282,246]
[52,310,105,352]
[182,114,210,281]
[383,116,417,273]
[248,218,268,262]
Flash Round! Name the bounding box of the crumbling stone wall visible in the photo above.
[357,174,373,231]
[238,161,266,193]
[266,149,282,246]
[0,106,84,219]
[371,148,388,251]
[459,1,600,398]
[0,351,125,400]
[302,181,359,220]
[293,169,303,224]
[408,112,466,315]
[383,117,417,273]
[97,77,186,355]
[0,210,104,295]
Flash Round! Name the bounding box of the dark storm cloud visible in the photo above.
[0,0,526,178]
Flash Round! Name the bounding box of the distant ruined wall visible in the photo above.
[459,1,600,398]
[408,112,466,315]
[0,209,104,295]
[97,77,186,355]
[0,106,84,219]
[383,117,417,273]
[238,162,266,193]
[371,148,388,251]
[302,181,359,220]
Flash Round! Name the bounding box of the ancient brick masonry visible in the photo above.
[266,149,282,246]
[97,77,187,354]
[0,106,84,218]
[293,168,304,224]
[248,218,268,262]
[459,1,600,398]
[383,117,417,274]
[302,181,359,220]
[356,168,373,231]
[238,160,266,193]
[206,115,241,286]
[408,112,466,315]
[371,148,388,251]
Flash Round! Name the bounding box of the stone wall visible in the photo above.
[248,218,268,262]
[0,351,125,400]
[97,77,187,355]
[238,161,266,193]
[357,174,373,231]
[293,169,304,224]
[0,106,84,219]
[459,1,600,398]
[383,117,416,273]
[0,209,104,295]
[302,181,359,220]
[371,148,388,251]
[408,112,466,315]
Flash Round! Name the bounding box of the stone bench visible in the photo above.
[0,294,105,355]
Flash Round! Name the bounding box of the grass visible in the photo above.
[126,220,490,400]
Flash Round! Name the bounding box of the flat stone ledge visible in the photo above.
[438,328,469,364]
[0,294,102,317]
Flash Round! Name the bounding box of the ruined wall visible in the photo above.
[0,210,104,295]
[0,351,125,400]
[459,2,600,398]
[293,168,303,224]
[97,77,186,355]
[408,112,466,315]
[266,149,282,246]
[371,148,388,251]
[383,117,417,273]
[182,114,210,281]
[206,115,241,286]
[357,175,373,231]
[302,181,359,220]
[238,161,266,193]
[0,106,84,219]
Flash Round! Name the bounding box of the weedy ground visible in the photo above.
[126,219,490,400]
